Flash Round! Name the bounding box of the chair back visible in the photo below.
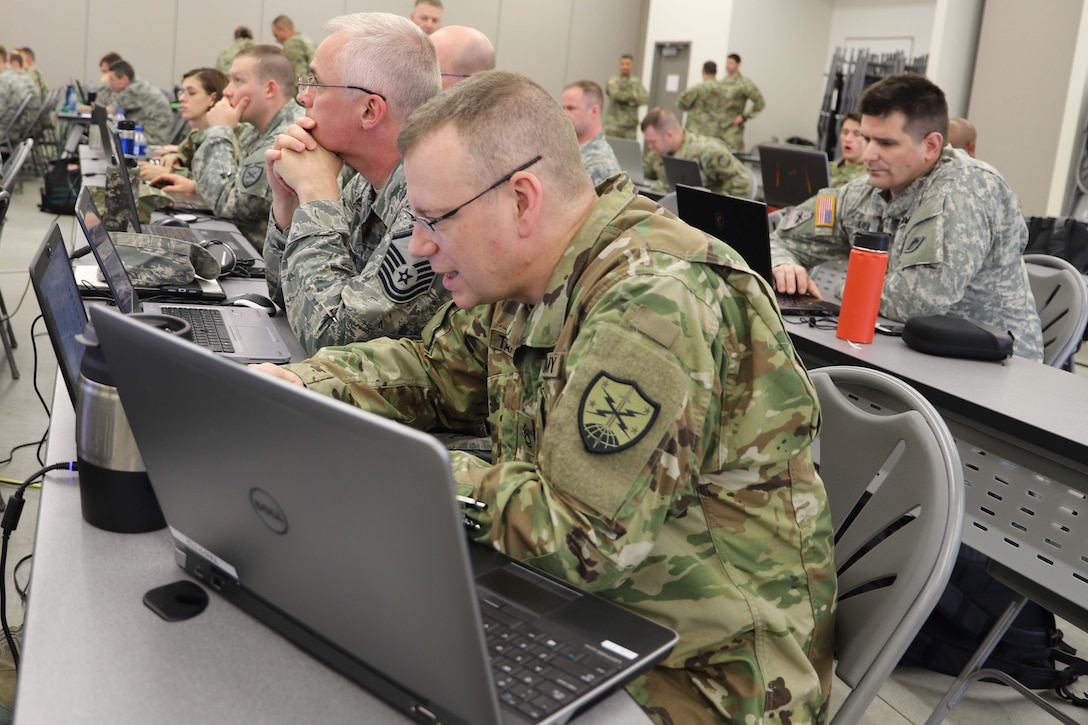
[0,139,33,195]
[1023,253,1088,369]
[744,164,759,200]
[810,366,964,724]
[657,191,677,215]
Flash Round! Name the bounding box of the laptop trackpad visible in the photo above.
[477,564,578,617]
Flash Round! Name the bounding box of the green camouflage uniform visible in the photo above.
[677,79,726,139]
[643,131,751,197]
[829,158,866,188]
[217,38,255,75]
[604,74,648,140]
[264,160,450,354]
[283,175,836,724]
[771,146,1044,361]
[282,33,317,80]
[190,102,303,249]
[109,77,175,146]
[28,67,48,95]
[579,132,623,186]
[718,73,765,152]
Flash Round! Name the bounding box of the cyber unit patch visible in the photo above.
[578,371,660,454]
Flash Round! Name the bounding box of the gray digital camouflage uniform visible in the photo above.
[191,101,303,249]
[677,79,726,139]
[282,34,317,79]
[283,176,836,724]
[0,69,39,139]
[264,160,450,354]
[579,132,622,186]
[643,131,751,198]
[771,145,1044,361]
[109,77,174,145]
[718,73,765,152]
[829,158,867,188]
[604,74,649,140]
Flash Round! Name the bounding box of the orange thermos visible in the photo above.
[836,231,891,343]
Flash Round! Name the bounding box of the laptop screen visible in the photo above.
[757,144,831,208]
[29,222,89,403]
[74,187,140,315]
[675,184,773,280]
[662,156,703,191]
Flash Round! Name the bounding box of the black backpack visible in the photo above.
[900,544,1088,705]
[38,157,81,215]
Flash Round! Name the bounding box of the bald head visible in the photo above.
[948,117,977,157]
[431,26,495,89]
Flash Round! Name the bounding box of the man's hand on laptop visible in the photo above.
[149,173,197,195]
[772,263,824,299]
[207,95,248,130]
[249,363,305,387]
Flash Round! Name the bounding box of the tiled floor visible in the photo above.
[0,173,1086,723]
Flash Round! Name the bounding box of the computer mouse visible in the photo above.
[225,293,277,316]
[152,216,190,228]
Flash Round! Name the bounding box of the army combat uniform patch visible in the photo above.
[814,194,836,227]
[578,372,660,453]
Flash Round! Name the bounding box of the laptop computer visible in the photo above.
[88,305,678,725]
[661,156,703,192]
[675,184,840,316]
[95,106,266,277]
[29,222,88,402]
[74,189,291,363]
[605,136,664,201]
[757,144,831,208]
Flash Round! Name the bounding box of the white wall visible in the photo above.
[927,0,984,116]
[826,0,936,67]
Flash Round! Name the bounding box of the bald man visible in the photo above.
[948,116,977,157]
[430,25,495,89]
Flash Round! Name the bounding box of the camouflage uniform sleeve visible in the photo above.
[642,148,665,189]
[634,80,649,106]
[676,83,698,111]
[283,37,310,79]
[769,188,851,269]
[743,78,765,121]
[263,214,290,307]
[702,143,751,197]
[279,198,448,353]
[191,125,272,244]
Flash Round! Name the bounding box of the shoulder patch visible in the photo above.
[241,165,263,188]
[779,207,813,231]
[377,234,437,303]
[814,194,836,227]
[579,372,660,454]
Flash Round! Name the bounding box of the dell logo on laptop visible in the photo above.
[249,487,288,534]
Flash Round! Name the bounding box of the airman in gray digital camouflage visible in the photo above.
[641,107,751,198]
[272,15,317,79]
[255,69,836,725]
[151,46,302,249]
[264,12,447,354]
[561,80,621,186]
[771,74,1043,361]
[604,55,648,140]
[103,60,174,146]
[718,53,765,153]
[677,60,726,140]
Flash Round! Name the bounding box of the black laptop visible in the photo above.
[675,184,840,316]
[89,305,678,725]
[29,222,88,402]
[757,144,831,208]
[661,156,703,192]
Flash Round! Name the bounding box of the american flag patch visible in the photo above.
[815,194,835,227]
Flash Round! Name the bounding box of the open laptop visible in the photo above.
[96,105,266,277]
[74,189,291,363]
[89,305,678,725]
[675,184,840,316]
[604,136,664,201]
[661,156,703,192]
[29,222,88,402]
[757,144,831,208]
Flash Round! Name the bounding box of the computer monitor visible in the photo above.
[757,144,831,208]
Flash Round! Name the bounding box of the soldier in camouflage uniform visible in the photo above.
[19,48,48,96]
[256,69,836,725]
[771,74,1043,361]
[641,107,751,197]
[561,80,621,186]
[604,55,648,140]
[217,27,255,75]
[103,60,175,146]
[677,60,726,140]
[151,46,302,249]
[272,15,317,79]
[829,112,866,188]
[263,12,447,353]
[718,54,765,153]
[0,49,39,139]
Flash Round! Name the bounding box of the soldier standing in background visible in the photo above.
[719,53,765,152]
[676,60,725,140]
[271,15,317,79]
[217,26,255,75]
[604,54,648,140]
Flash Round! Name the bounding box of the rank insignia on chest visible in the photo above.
[578,372,660,454]
[815,194,836,227]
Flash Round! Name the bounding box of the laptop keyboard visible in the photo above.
[479,594,620,722]
[159,306,234,353]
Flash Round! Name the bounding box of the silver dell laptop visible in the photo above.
[89,305,677,725]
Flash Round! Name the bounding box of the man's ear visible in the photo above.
[511,172,544,238]
[924,131,944,162]
[359,95,386,130]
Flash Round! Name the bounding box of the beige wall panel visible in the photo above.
[494,0,574,99]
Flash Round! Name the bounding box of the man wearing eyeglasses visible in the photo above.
[263,12,447,354]
[151,45,302,248]
[255,70,835,724]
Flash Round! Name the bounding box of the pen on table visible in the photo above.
[456,494,487,510]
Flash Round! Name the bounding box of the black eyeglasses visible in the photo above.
[297,73,386,102]
[409,155,542,233]
[440,72,471,79]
